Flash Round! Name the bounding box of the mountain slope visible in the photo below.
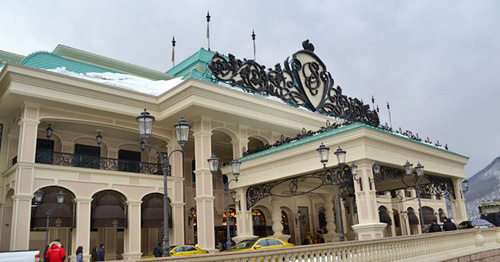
[465,157,500,219]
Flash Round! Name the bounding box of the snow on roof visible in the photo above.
[47,67,183,96]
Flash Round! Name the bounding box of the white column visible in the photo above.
[233,187,256,243]
[322,194,337,242]
[351,160,386,240]
[72,198,92,262]
[123,200,142,260]
[450,178,468,222]
[11,105,40,250]
[193,119,216,252]
[169,144,185,245]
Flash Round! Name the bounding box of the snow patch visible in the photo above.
[46,67,184,96]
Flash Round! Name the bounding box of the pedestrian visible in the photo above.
[153,242,163,257]
[91,247,98,261]
[442,217,457,231]
[76,246,83,262]
[45,238,66,262]
[428,220,441,232]
[96,243,105,261]
[314,229,325,243]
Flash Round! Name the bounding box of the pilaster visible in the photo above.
[123,200,142,260]
[233,187,256,243]
[10,194,32,250]
[450,178,468,222]
[72,198,92,260]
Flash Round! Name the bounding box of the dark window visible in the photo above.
[266,238,284,246]
[185,246,196,251]
[256,239,268,247]
[118,149,141,172]
[36,139,54,164]
[74,144,100,168]
[405,190,412,198]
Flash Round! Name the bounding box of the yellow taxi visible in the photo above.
[169,245,208,256]
[232,237,294,251]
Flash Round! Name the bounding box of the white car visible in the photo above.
[0,250,40,262]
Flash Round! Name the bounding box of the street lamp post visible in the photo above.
[136,109,191,257]
[317,144,356,242]
[404,161,425,233]
[207,154,241,252]
[34,189,66,250]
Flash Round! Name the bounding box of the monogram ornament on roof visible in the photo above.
[209,40,380,127]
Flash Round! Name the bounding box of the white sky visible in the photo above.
[1,0,499,177]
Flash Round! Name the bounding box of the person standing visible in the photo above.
[153,242,163,257]
[428,221,442,232]
[91,247,98,261]
[75,246,83,262]
[442,217,457,231]
[96,243,105,261]
[45,238,66,262]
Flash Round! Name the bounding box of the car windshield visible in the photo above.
[235,239,257,249]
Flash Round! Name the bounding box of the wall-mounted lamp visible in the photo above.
[46,124,53,139]
[96,131,103,145]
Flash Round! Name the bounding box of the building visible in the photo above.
[0,42,468,260]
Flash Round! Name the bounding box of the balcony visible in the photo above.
[34,150,162,175]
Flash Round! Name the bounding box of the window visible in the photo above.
[266,238,284,246]
[256,239,268,247]
[118,149,141,172]
[74,144,100,168]
[36,139,54,164]
[185,246,196,251]
[405,190,412,198]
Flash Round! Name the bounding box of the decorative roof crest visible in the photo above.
[209,40,380,126]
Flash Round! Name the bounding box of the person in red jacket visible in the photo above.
[45,238,66,262]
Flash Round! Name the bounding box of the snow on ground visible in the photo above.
[47,67,184,96]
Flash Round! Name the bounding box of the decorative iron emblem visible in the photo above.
[209,40,380,127]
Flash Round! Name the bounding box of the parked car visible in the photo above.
[458,219,495,229]
[169,245,208,257]
[0,250,40,261]
[232,237,294,251]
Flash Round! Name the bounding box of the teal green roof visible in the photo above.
[166,48,215,76]
[0,50,25,63]
[20,52,120,74]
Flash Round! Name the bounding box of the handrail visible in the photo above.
[126,228,500,262]
[34,150,162,175]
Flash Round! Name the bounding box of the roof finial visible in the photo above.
[171,36,176,67]
[206,11,211,51]
[252,30,256,60]
[387,102,392,129]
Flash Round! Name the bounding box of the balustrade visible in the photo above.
[33,150,162,175]
[138,228,499,262]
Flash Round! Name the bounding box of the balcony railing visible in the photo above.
[35,150,162,175]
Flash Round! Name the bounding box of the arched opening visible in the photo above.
[407,207,419,235]
[378,206,392,237]
[215,208,237,248]
[30,186,75,259]
[421,206,436,226]
[246,136,268,155]
[91,190,127,261]
[393,209,402,236]
[0,189,14,251]
[252,209,268,237]
[140,193,172,257]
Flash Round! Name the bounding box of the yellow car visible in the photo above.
[170,245,208,256]
[232,237,294,251]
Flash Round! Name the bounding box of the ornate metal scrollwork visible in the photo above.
[246,165,354,209]
[373,165,456,199]
[209,40,380,127]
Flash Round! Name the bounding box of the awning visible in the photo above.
[379,211,392,225]
[408,211,419,225]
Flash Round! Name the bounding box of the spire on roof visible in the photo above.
[252,30,256,61]
[172,36,176,67]
[206,11,211,51]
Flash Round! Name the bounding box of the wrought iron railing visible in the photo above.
[35,150,162,175]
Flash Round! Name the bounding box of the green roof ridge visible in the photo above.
[166,48,215,76]
[20,51,121,74]
[0,50,25,63]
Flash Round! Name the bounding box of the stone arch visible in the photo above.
[211,127,238,142]
[421,206,435,225]
[246,136,269,154]
[31,186,76,228]
[91,190,128,229]
[280,206,296,244]
[211,128,237,165]
[378,205,392,225]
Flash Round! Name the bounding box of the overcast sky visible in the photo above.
[2,0,499,177]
